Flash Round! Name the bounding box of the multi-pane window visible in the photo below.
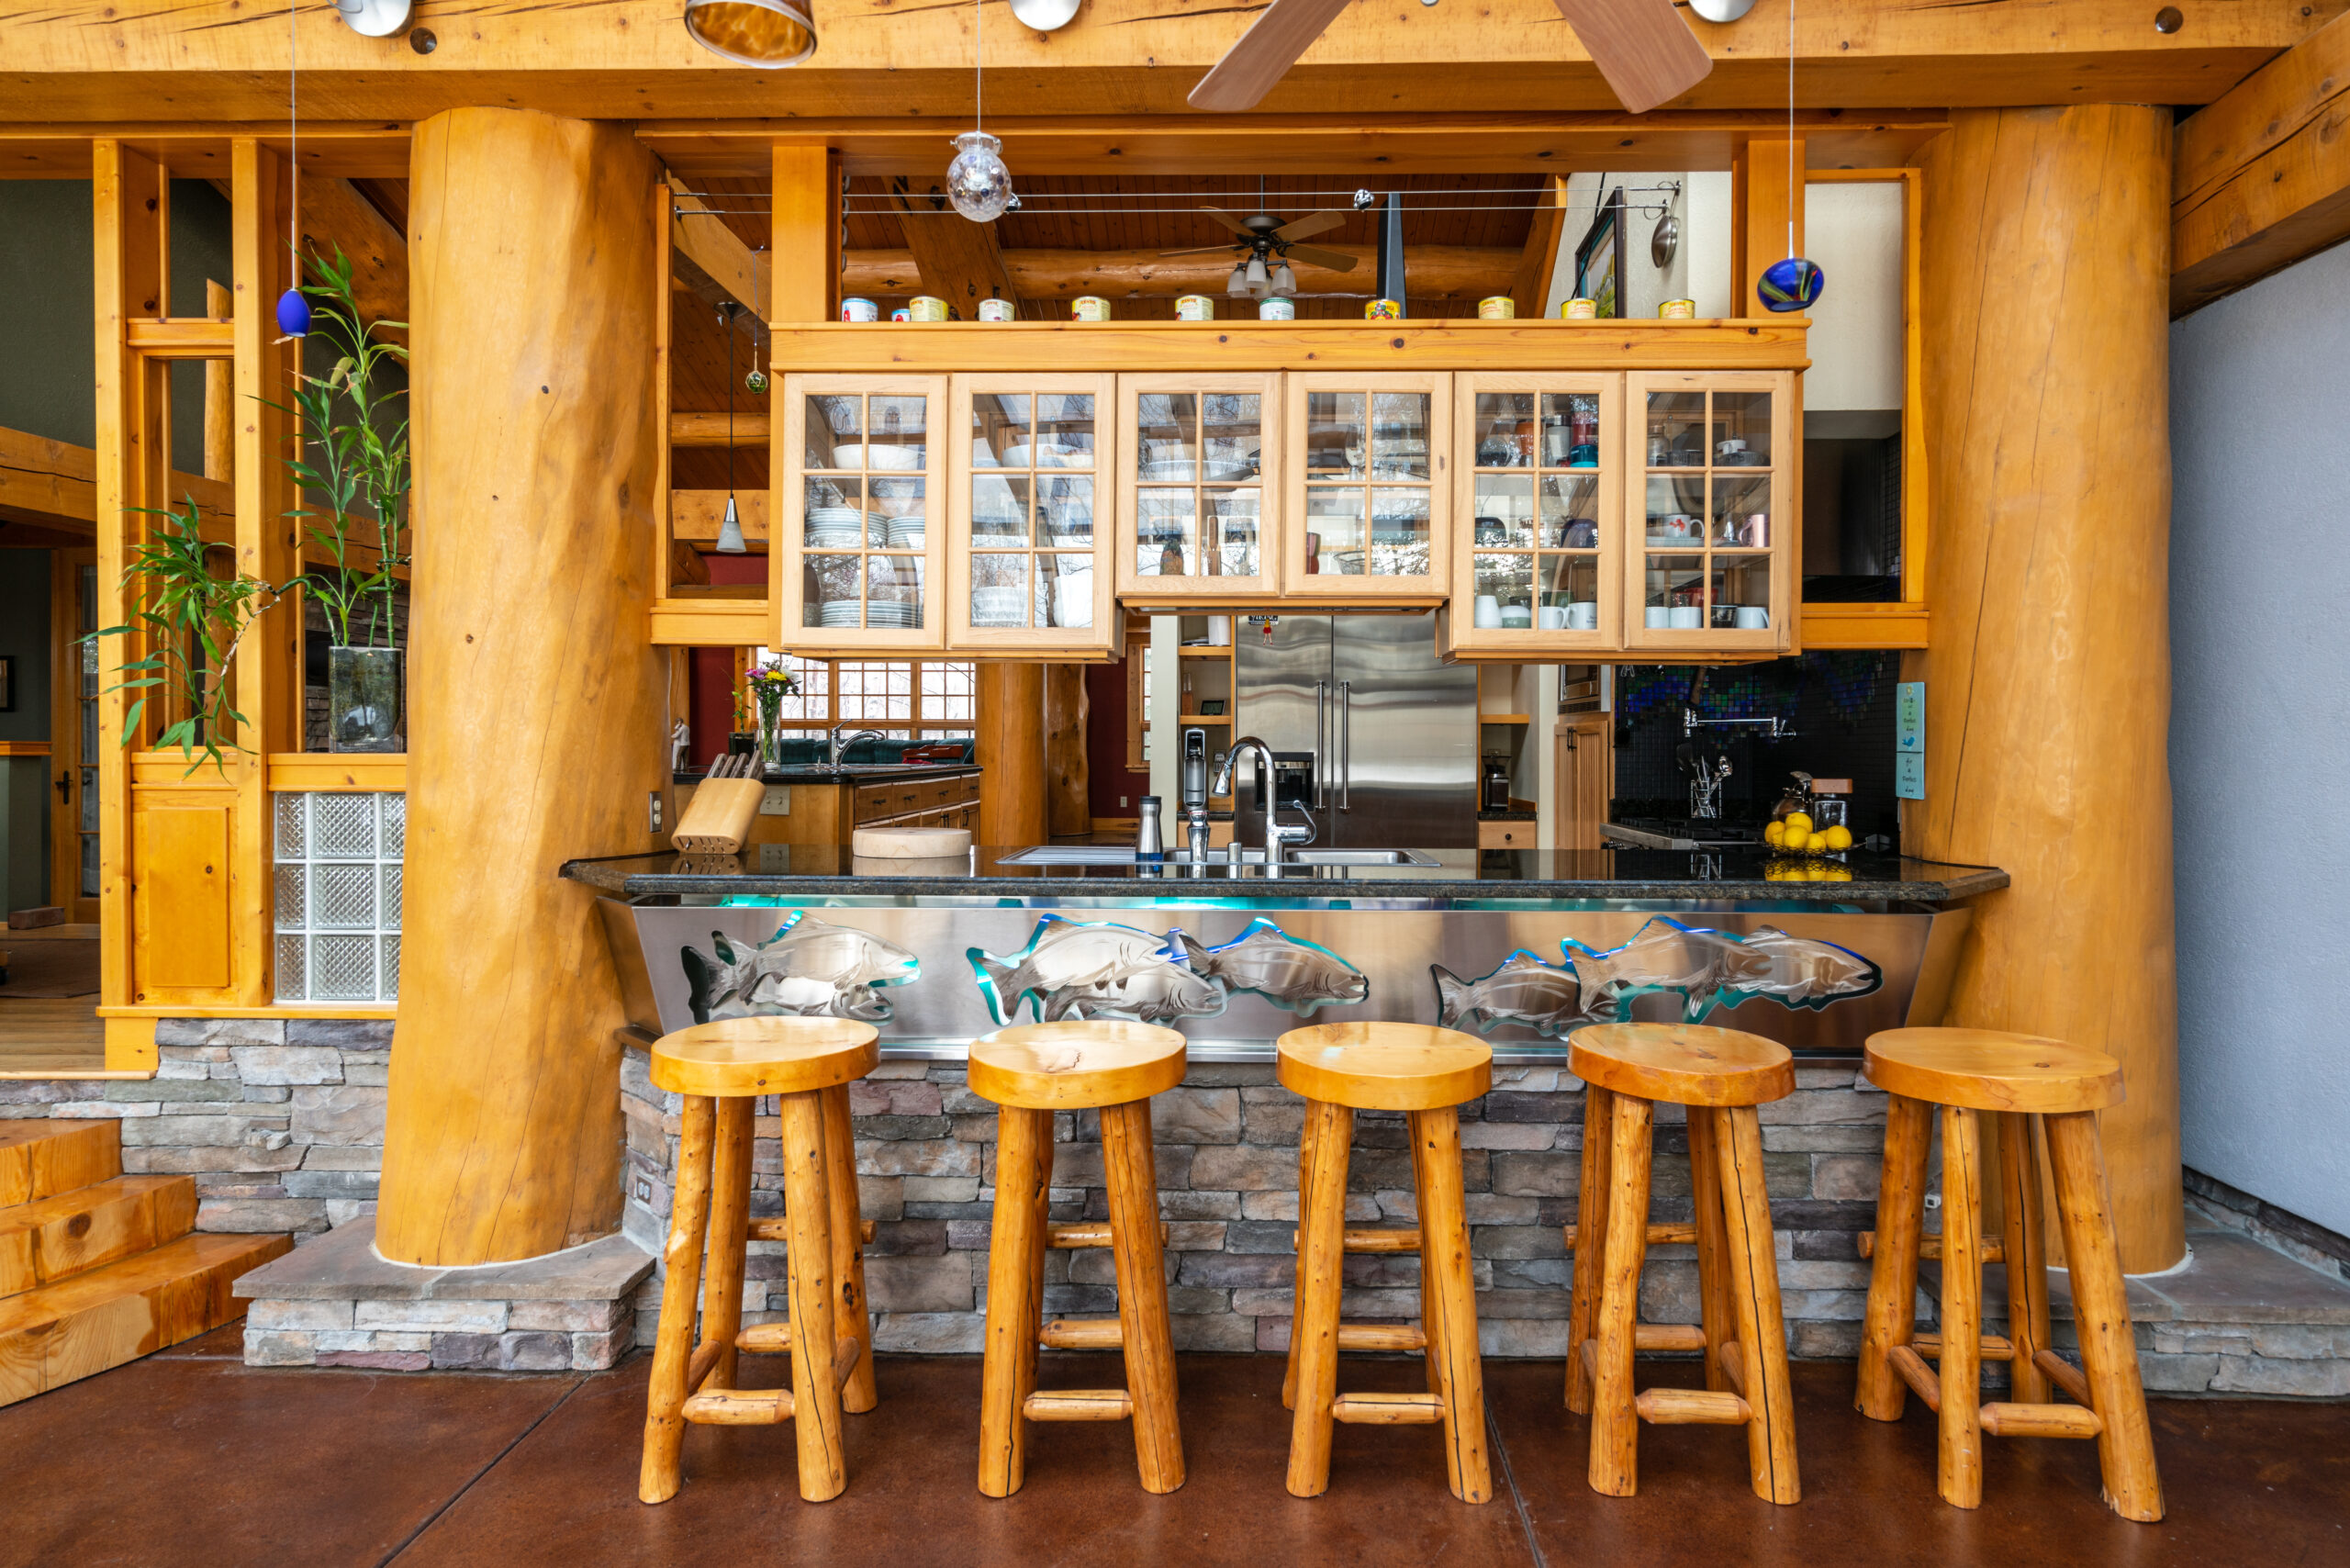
[274,792,402,1004]
[748,654,976,739]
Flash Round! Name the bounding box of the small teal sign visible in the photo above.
[1896,681,1925,753]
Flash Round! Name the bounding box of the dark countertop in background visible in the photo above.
[1477,809,1538,822]
[565,846,2008,906]
[674,763,981,786]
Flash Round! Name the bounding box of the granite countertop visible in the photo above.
[675,762,981,786]
[1477,809,1537,822]
[564,846,2009,906]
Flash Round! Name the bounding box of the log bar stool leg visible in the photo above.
[1937,1103,1986,1509]
[1282,1110,1320,1412]
[1998,1111,2053,1406]
[1684,1104,1737,1395]
[2044,1111,2165,1523]
[1411,1105,1449,1409]
[700,1095,755,1394]
[780,1088,846,1503]
[1564,1084,1615,1414]
[1286,1097,1354,1499]
[1586,1092,1654,1497]
[822,1083,878,1414]
[1413,1106,1492,1504]
[1713,1105,1800,1505]
[641,1092,717,1505]
[1102,1098,1185,1494]
[1855,1092,1933,1420]
[979,1103,1053,1498]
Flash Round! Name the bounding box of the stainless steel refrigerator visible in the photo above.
[1229,611,1480,848]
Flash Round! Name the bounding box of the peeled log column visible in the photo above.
[1916,106,2184,1271]
[376,109,666,1266]
[978,663,1047,847]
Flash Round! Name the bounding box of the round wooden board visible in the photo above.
[851,825,973,859]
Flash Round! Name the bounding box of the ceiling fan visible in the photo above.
[1189,0,1712,115]
[1160,207,1360,297]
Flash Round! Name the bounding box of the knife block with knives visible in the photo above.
[672,752,767,854]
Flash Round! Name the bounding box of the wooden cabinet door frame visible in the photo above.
[1620,369,1796,657]
[1281,370,1452,600]
[944,373,1118,659]
[1113,372,1286,605]
[50,547,100,923]
[1442,373,1623,659]
[776,373,950,654]
[1554,712,1616,850]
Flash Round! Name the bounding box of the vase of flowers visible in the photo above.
[747,660,799,773]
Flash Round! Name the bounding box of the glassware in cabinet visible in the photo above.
[946,375,1115,655]
[1623,372,1793,654]
[1282,372,1450,599]
[1443,375,1621,656]
[778,375,948,650]
[1113,375,1284,602]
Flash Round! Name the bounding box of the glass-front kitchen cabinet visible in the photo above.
[1440,374,1621,656]
[1621,371,1796,656]
[1114,374,1285,604]
[778,374,950,652]
[946,375,1117,656]
[1281,372,1451,599]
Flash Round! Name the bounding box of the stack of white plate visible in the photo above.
[867,513,892,545]
[1138,458,1196,482]
[867,600,918,628]
[972,518,1028,548]
[888,519,926,549]
[817,600,865,628]
[807,506,865,549]
[971,586,1026,627]
[834,443,923,471]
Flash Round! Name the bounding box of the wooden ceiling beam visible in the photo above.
[890,178,1017,316]
[4,0,2331,122]
[207,172,407,339]
[2172,10,2350,316]
[1510,177,1570,318]
[842,243,1515,302]
[668,175,769,319]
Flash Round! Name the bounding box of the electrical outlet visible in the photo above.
[1120,795,1129,809]
[760,843,790,871]
[648,791,663,833]
[760,785,792,816]
[633,1177,654,1204]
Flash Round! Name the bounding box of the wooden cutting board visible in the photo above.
[851,825,972,859]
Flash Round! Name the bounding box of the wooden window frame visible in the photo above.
[746,654,979,739]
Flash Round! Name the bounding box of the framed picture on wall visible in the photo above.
[1574,187,1628,319]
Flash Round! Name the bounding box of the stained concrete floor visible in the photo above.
[4,1325,2345,1568]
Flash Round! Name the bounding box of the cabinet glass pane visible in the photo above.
[867,397,928,464]
[1136,488,1200,577]
[1137,394,1199,477]
[968,394,1030,467]
[1304,487,1365,574]
[1541,392,1602,467]
[1304,391,1365,476]
[1035,394,1096,468]
[804,390,934,631]
[874,478,925,549]
[1041,553,1094,630]
[965,387,1099,632]
[1133,390,1262,581]
[1646,391,1707,467]
[1644,476,1708,545]
[1472,392,1536,466]
[1206,488,1260,577]
[1539,474,1600,549]
[1202,395,1262,479]
[971,553,1028,626]
[1039,475,1094,544]
[1472,553,1535,625]
[807,553,862,627]
[807,476,867,547]
[1371,487,1431,576]
[1711,391,1774,465]
[867,556,923,629]
[1711,475,1772,547]
[1371,393,1431,480]
[1539,554,1602,628]
[1643,554,1705,629]
[1710,557,1773,630]
[1473,475,1536,549]
[807,395,861,467]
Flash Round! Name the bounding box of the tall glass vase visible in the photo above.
[329,645,405,753]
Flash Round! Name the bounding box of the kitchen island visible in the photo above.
[569,847,2004,1061]
[673,762,981,850]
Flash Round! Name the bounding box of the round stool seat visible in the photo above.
[1864,1027,2121,1114]
[1570,1023,1794,1108]
[1277,1023,1492,1112]
[968,1021,1187,1109]
[650,1016,879,1099]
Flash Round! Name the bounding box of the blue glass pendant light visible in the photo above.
[280,0,309,337]
[1756,0,1825,315]
[276,287,311,337]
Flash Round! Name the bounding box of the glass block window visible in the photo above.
[274,792,403,1003]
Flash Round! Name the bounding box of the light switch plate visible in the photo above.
[760,785,791,816]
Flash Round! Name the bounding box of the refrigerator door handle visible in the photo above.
[1337,680,1352,811]
[1313,679,1328,808]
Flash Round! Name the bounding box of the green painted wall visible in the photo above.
[0,550,52,910]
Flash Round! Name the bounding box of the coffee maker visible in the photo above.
[1481,755,1514,812]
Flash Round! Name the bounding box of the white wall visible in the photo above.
[2170,241,2350,1236]
[1802,181,1904,413]
[1549,174,1689,319]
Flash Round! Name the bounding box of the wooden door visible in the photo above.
[50,549,100,923]
[1282,371,1451,599]
[1555,713,1615,850]
[1113,373,1284,604]
[1620,371,1796,656]
[1442,374,1623,659]
[777,375,949,654]
[945,375,1117,657]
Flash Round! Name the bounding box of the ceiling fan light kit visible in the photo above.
[682,0,819,66]
[333,0,412,37]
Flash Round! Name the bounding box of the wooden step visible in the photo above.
[1636,1387,1751,1426]
[1886,1344,1941,1413]
[1046,1222,1169,1250]
[1331,1392,1444,1425]
[0,1230,292,1407]
[1635,1323,1707,1353]
[0,1119,121,1207]
[0,1175,198,1297]
[1023,1389,1133,1421]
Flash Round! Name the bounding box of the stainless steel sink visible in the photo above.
[996,846,1442,869]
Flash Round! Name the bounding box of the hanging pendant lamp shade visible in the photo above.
[684,0,817,67]
[715,495,749,554]
[1270,261,1297,298]
[1226,262,1250,297]
[276,287,310,337]
[1243,252,1270,297]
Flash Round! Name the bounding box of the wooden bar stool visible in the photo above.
[1279,1022,1493,1504]
[639,1016,879,1506]
[1854,1027,2164,1523]
[970,1021,1188,1497]
[1564,1023,1800,1505]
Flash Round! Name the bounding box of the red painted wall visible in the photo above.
[1087,657,1149,820]
[685,553,767,767]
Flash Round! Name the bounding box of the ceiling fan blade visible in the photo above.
[1157,244,1245,258]
[1188,0,1356,113]
[1281,243,1359,274]
[1272,210,1345,244]
[1552,0,1713,115]
[1196,207,1259,237]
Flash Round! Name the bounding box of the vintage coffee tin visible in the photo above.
[908,296,950,322]
[1365,298,1404,319]
[1560,297,1598,319]
[1659,297,1697,319]
[840,297,878,322]
[1175,295,1215,321]
[1258,297,1296,320]
[1072,296,1112,321]
[1477,296,1516,320]
[977,297,1013,322]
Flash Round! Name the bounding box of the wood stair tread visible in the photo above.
[0,1119,121,1207]
[0,1229,292,1406]
[0,1174,197,1297]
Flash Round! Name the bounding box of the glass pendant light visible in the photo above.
[1225,262,1250,297]
[716,304,749,554]
[278,0,308,338]
[1244,252,1270,297]
[684,0,818,67]
[1757,0,1825,314]
[945,0,1013,222]
[1270,261,1298,298]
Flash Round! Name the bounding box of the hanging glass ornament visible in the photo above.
[1758,256,1824,312]
[946,131,1013,223]
[744,340,769,397]
[276,286,311,337]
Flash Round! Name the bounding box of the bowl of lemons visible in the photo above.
[1760,811,1856,881]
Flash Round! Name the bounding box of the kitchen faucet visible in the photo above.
[1213,735,1315,864]
[828,726,888,768]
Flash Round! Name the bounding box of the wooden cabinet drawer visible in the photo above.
[853,785,897,823]
[1478,819,1533,849]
